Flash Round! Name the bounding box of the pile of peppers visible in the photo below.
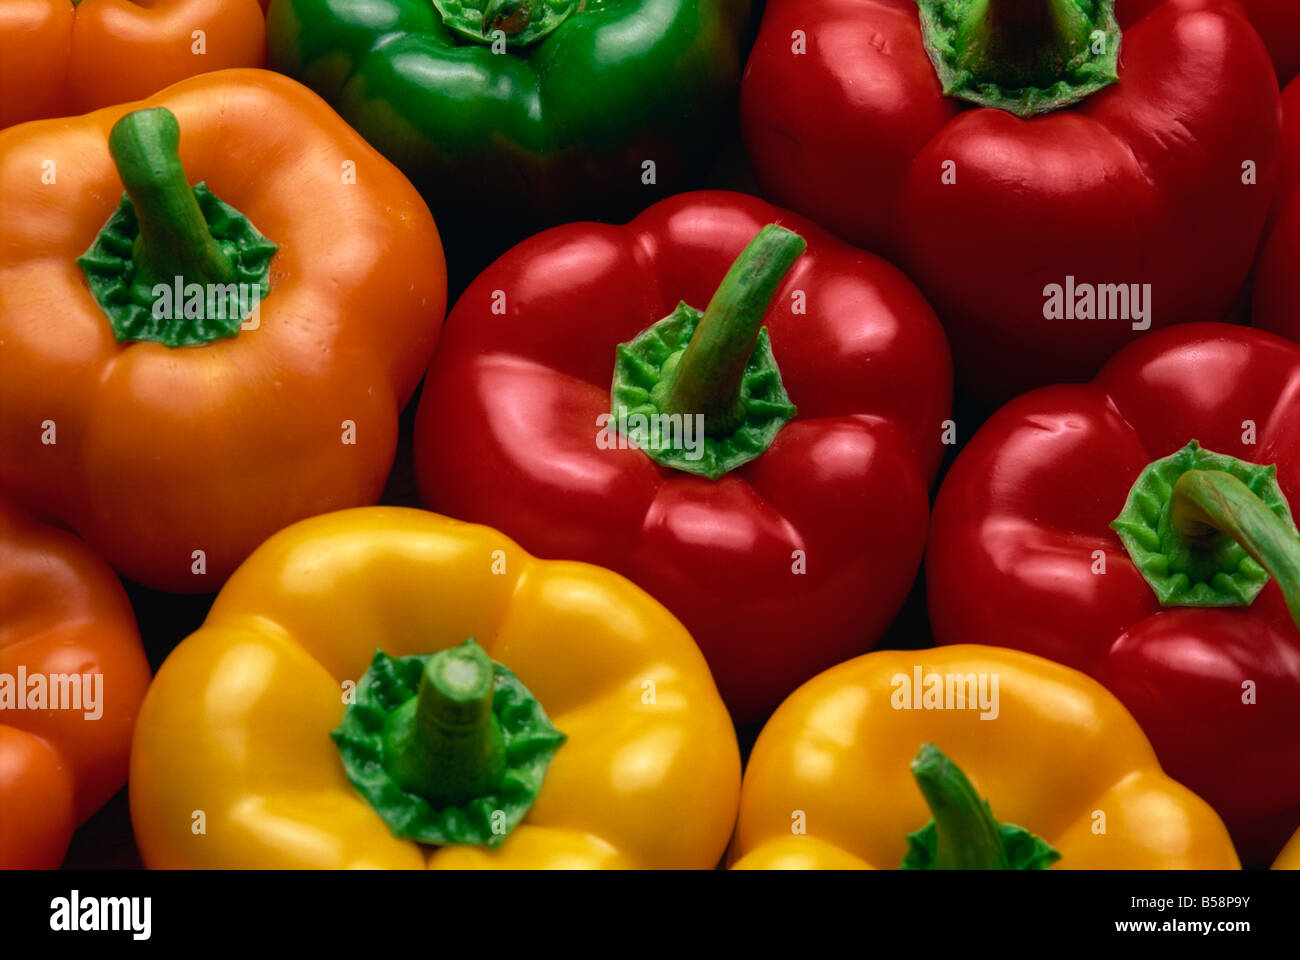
[2,0,1300,877]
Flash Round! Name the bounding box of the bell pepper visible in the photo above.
[129,507,741,868]
[740,0,1281,403]
[0,69,446,593]
[927,322,1300,864]
[0,497,151,869]
[266,0,749,235]
[0,0,266,129]
[1123,0,1300,83]
[1238,0,1300,83]
[730,645,1238,869]
[1255,76,1300,338]
[413,191,951,722]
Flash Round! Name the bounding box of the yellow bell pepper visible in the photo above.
[1275,827,1300,869]
[130,507,740,868]
[731,646,1239,869]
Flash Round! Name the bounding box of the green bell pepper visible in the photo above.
[267,0,749,234]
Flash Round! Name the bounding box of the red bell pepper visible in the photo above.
[741,0,1281,403]
[927,322,1300,863]
[1255,76,1300,338]
[1124,0,1300,83]
[1238,0,1300,83]
[414,191,951,722]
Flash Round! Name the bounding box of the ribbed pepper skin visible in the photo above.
[0,0,266,128]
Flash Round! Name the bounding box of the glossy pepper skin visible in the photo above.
[0,0,266,129]
[413,191,951,723]
[266,0,748,234]
[0,69,445,593]
[1255,77,1300,339]
[927,323,1300,864]
[1124,0,1300,82]
[1238,0,1300,83]
[731,646,1239,869]
[129,508,741,869]
[0,497,151,869]
[740,0,1280,403]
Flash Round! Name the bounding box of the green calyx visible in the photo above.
[431,0,579,47]
[77,107,276,348]
[901,744,1060,870]
[609,224,804,481]
[915,0,1121,117]
[332,640,566,847]
[1112,441,1300,627]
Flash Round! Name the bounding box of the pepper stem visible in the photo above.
[1170,470,1300,630]
[382,641,506,808]
[107,108,235,291]
[909,743,1010,869]
[958,0,1095,90]
[915,0,1120,116]
[657,225,805,436]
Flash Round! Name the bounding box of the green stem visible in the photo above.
[910,743,1009,869]
[915,0,1120,117]
[382,641,506,808]
[107,108,235,290]
[902,744,1060,870]
[958,0,1094,90]
[658,225,805,436]
[1170,470,1300,630]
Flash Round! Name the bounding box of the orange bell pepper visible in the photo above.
[0,497,151,868]
[0,0,266,129]
[0,69,446,592]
